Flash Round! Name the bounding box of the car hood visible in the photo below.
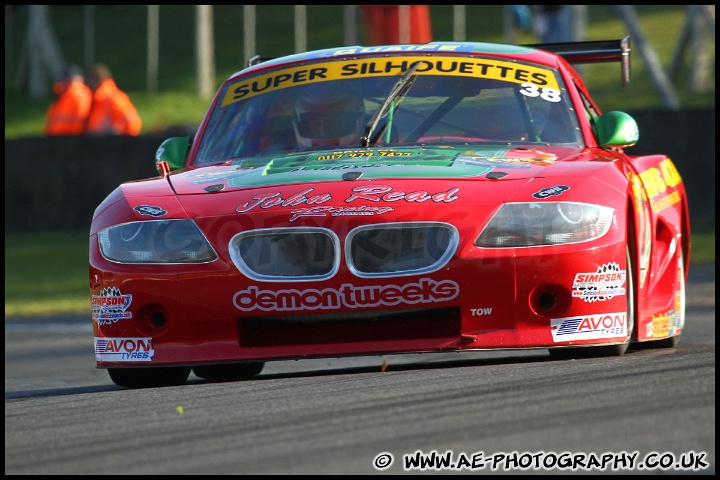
[167,145,597,195]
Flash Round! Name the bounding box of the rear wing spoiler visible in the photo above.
[249,36,632,86]
[524,36,631,86]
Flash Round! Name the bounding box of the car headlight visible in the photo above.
[475,202,614,247]
[98,220,217,263]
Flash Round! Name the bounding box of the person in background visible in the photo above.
[43,65,92,136]
[85,63,142,136]
[531,5,573,43]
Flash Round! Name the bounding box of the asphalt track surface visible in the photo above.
[5,264,715,475]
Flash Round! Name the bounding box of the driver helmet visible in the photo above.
[293,92,365,148]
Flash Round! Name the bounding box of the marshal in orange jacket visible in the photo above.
[85,64,142,136]
[44,71,93,136]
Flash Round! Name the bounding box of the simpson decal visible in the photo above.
[92,287,133,324]
[572,263,626,302]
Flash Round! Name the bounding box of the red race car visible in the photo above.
[89,37,690,388]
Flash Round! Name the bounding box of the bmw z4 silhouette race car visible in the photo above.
[89,37,690,388]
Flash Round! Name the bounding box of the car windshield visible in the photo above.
[193,55,582,165]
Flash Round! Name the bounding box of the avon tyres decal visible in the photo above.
[94,337,154,362]
[222,56,559,106]
[551,312,627,342]
[234,277,460,312]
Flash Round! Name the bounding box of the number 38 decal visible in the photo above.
[519,83,562,102]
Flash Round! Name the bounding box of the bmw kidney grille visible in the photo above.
[229,222,458,281]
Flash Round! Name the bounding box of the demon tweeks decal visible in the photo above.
[233,277,460,312]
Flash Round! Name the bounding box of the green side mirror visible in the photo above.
[593,111,639,148]
[155,136,190,174]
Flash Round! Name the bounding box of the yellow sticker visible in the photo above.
[221,56,558,106]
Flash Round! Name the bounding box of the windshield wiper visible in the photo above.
[361,62,421,147]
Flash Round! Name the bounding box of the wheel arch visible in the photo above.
[681,196,692,283]
[626,195,640,343]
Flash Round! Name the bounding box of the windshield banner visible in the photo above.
[222,56,558,106]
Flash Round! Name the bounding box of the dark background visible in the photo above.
[4,109,715,233]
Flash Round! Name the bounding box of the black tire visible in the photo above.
[550,245,635,359]
[193,362,265,382]
[651,332,681,348]
[108,367,191,389]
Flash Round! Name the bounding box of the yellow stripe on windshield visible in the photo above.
[221,56,558,106]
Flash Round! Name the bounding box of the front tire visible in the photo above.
[193,362,265,382]
[108,367,191,388]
